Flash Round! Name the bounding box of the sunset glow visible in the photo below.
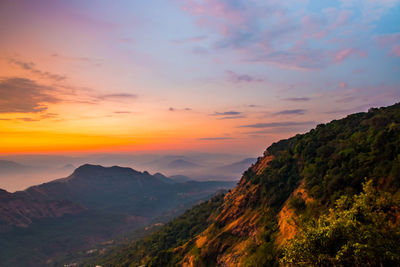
[1,0,399,155]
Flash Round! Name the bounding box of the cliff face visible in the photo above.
[180,156,273,267]
[0,189,85,232]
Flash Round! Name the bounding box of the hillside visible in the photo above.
[90,103,400,266]
[0,189,84,232]
[0,165,235,267]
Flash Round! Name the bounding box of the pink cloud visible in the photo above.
[334,48,355,62]
[391,45,400,57]
[177,0,373,70]
[375,33,400,57]
[334,48,366,62]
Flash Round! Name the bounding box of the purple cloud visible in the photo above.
[226,70,263,83]
[239,121,316,128]
[212,111,242,116]
[10,59,66,81]
[274,109,307,115]
[177,0,369,70]
[283,97,311,102]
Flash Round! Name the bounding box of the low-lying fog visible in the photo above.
[0,153,258,192]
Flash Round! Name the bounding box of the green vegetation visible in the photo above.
[88,194,225,267]
[282,180,400,266]
[288,196,306,213]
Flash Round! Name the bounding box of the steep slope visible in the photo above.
[91,102,400,266]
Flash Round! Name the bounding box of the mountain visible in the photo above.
[167,159,200,169]
[0,165,235,266]
[91,103,400,266]
[216,157,257,174]
[169,175,193,183]
[0,159,31,174]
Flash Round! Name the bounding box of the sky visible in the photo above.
[0,0,399,156]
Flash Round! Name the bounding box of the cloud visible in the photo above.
[244,127,308,134]
[10,59,66,81]
[198,137,233,140]
[114,111,132,114]
[51,53,103,66]
[283,97,311,102]
[218,115,246,120]
[339,0,400,22]
[177,0,373,69]
[0,78,59,113]
[274,109,307,115]
[212,111,242,116]
[226,70,264,83]
[375,33,400,57]
[17,117,40,122]
[98,93,137,100]
[333,48,365,63]
[211,111,245,119]
[168,107,192,112]
[239,121,316,128]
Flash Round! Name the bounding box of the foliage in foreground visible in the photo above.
[282,180,400,266]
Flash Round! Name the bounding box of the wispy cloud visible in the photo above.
[0,78,59,113]
[212,111,242,116]
[10,59,67,81]
[226,70,264,83]
[114,111,132,114]
[375,33,400,57]
[198,137,233,140]
[51,53,103,66]
[283,97,311,102]
[218,115,246,120]
[239,121,316,128]
[169,107,192,112]
[177,0,374,70]
[98,93,137,101]
[274,109,307,115]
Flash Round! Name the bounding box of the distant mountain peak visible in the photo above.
[71,164,141,177]
[167,159,200,169]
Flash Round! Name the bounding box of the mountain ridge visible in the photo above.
[91,102,400,266]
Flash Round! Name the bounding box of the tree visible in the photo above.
[281,180,400,266]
